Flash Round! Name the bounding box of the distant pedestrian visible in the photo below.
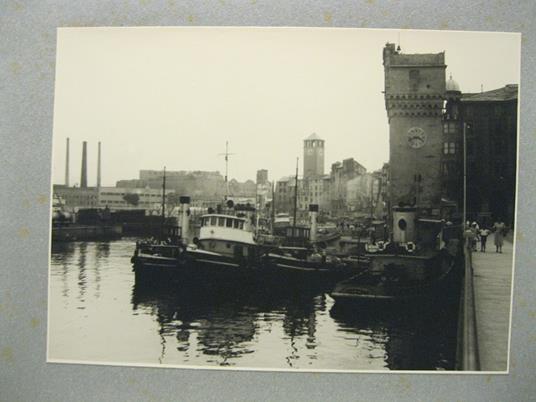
[470,222,479,251]
[479,227,490,252]
[464,226,476,255]
[493,219,506,253]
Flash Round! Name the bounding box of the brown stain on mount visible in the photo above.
[1,347,14,363]
[17,227,30,239]
[323,12,333,25]
[31,318,40,328]
[10,61,22,75]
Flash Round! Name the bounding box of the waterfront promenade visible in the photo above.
[471,238,514,371]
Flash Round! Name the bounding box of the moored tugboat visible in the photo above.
[261,204,363,282]
[331,207,462,305]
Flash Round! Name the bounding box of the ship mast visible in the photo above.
[271,181,275,235]
[293,157,299,233]
[161,166,166,241]
[463,123,467,226]
[218,141,235,200]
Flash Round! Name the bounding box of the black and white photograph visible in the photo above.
[47,27,520,372]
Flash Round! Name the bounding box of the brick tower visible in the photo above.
[303,133,324,179]
[383,43,446,216]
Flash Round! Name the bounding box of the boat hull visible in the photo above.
[260,253,361,283]
[331,250,458,305]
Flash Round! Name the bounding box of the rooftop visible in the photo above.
[462,84,518,102]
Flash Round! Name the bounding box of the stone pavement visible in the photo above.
[471,238,514,371]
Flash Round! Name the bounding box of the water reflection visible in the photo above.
[132,274,329,366]
[329,293,459,370]
[49,240,459,370]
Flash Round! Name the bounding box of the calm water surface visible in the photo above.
[49,239,459,370]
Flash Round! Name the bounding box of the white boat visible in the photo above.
[187,213,259,269]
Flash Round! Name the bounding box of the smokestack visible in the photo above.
[97,141,101,188]
[309,204,318,242]
[180,196,191,245]
[65,138,70,186]
[80,141,87,188]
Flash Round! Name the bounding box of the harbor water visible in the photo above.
[49,239,460,370]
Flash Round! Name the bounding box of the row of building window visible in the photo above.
[99,200,158,205]
[100,192,163,197]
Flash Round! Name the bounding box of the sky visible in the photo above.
[52,27,520,186]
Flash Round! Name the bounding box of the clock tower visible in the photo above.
[383,43,446,215]
[303,133,325,179]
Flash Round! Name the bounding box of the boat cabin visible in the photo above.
[280,225,310,247]
[197,214,257,260]
[201,215,246,230]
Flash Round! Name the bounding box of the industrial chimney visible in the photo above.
[65,137,70,186]
[80,141,88,188]
[97,141,101,188]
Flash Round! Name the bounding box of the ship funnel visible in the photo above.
[80,141,88,188]
[180,196,191,244]
[392,207,416,244]
[65,138,70,186]
[309,204,318,242]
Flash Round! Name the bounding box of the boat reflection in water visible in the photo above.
[49,240,459,370]
[329,276,461,371]
[131,271,328,367]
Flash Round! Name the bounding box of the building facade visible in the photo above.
[98,187,174,211]
[53,185,99,210]
[383,43,446,216]
[329,158,367,216]
[441,75,464,210]
[461,84,518,226]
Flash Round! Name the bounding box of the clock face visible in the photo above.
[407,127,426,149]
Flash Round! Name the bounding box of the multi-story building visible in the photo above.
[53,185,99,210]
[439,80,518,226]
[299,175,331,213]
[117,169,258,202]
[98,187,175,212]
[329,158,367,216]
[462,84,518,225]
[274,176,295,214]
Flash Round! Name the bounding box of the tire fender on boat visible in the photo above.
[405,242,416,253]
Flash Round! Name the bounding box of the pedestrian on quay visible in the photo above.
[493,218,506,253]
[479,226,490,252]
[463,221,476,253]
[471,222,479,251]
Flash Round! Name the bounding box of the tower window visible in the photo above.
[449,142,456,154]
[443,142,449,154]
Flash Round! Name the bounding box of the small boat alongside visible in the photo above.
[261,245,360,281]
[330,207,463,305]
[331,249,456,304]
